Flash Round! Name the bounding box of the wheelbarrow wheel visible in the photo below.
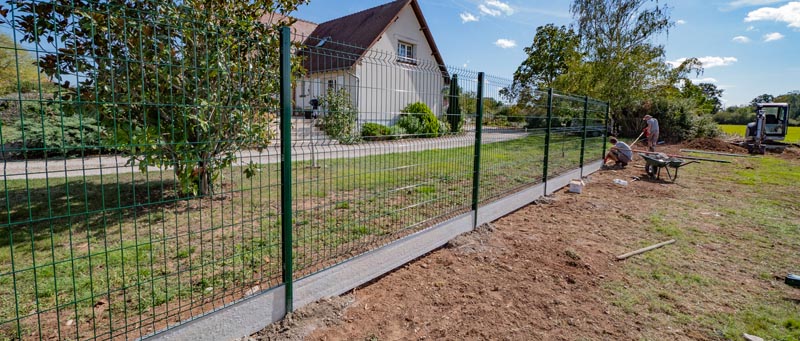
[645,164,658,178]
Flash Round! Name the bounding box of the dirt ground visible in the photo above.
[249,140,800,341]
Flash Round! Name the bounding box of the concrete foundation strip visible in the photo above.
[149,160,603,341]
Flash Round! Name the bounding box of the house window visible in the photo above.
[300,80,307,97]
[397,41,415,64]
[327,79,337,91]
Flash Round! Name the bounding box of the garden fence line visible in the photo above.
[0,10,609,339]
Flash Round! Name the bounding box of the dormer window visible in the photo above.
[397,41,415,64]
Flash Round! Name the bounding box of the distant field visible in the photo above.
[719,124,800,142]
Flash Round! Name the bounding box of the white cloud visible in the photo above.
[746,25,757,31]
[479,4,501,16]
[727,0,788,9]
[745,2,800,28]
[478,0,514,17]
[676,19,687,25]
[667,56,738,68]
[692,77,718,84]
[494,39,517,49]
[485,0,515,15]
[732,35,752,43]
[460,12,479,23]
[764,32,785,41]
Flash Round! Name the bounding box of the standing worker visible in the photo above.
[643,114,659,152]
[603,137,633,169]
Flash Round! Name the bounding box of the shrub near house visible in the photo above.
[398,102,441,137]
[319,87,359,144]
[359,102,448,140]
[361,123,392,141]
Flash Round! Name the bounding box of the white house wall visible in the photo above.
[356,3,445,126]
[295,3,445,126]
[295,71,358,112]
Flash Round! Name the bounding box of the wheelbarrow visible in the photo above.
[638,153,698,181]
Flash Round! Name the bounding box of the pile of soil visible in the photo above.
[246,296,355,341]
[683,137,748,153]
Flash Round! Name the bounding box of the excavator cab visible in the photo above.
[745,103,790,154]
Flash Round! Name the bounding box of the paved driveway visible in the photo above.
[2,129,535,180]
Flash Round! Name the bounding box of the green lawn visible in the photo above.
[604,153,800,340]
[719,124,800,142]
[0,132,603,340]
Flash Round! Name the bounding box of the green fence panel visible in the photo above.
[0,6,609,339]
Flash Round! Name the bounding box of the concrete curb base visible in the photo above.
[148,160,603,341]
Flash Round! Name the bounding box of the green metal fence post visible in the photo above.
[580,95,589,177]
[471,72,485,228]
[279,26,294,314]
[542,88,554,193]
[601,102,610,162]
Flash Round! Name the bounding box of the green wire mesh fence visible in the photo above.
[0,5,609,339]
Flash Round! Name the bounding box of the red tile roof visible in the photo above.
[299,0,447,78]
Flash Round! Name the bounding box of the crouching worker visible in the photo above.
[604,137,633,169]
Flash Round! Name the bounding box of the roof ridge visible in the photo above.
[317,0,408,26]
[291,17,318,25]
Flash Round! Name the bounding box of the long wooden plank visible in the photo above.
[616,239,676,260]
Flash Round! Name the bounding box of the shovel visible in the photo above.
[629,131,645,147]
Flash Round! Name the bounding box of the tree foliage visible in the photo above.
[509,0,721,139]
[399,102,439,137]
[719,91,800,126]
[446,75,462,133]
[774,91,800,124]
[697,83,724,115]
[319,87,358,143]
[750,94,775,106]
[678,81,723,115]
[568,0,674,124]
[1,0,308,195]
[509,24,580,99]
[0,33,43,94]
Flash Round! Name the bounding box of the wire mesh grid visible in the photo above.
[288,33,477,278]
[0,3,285,340]
[0,5,609,339]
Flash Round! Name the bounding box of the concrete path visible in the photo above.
[2,129,534,180]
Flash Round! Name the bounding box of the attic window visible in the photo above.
[397,41,415,64]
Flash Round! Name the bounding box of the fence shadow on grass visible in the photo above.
[0,177,181,249]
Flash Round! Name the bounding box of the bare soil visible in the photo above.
[683,137,749,153]
[247,140,800,341]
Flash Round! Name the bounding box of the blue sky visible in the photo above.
[293,0,800,106]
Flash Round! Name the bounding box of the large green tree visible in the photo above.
[697,83,724,115]
[510,24,580,96]
[567,0,675,132]
[1,0,307,195]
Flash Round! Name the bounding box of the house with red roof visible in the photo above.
[271,0,448,126]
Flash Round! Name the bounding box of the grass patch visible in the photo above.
[0,132,604,338]
[719,124,800,142]
[647,212,684,238]
[720,304,800,341]
[605,151,800,340]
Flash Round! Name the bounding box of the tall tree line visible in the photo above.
[507,0,723,140]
